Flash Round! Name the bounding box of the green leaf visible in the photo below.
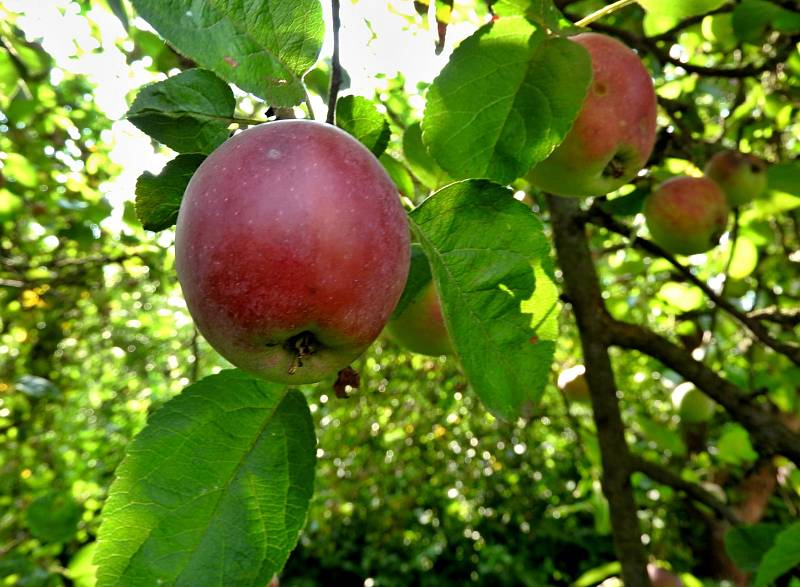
[637,0,727,20]
[335,95,390,157]
[754,522,800,587]
[725,523,782,572]
[66,543,98,587]
[720,236,759,280]
[409,179,557,420]
[716,423,758,465]
[767,161,800,197]
[732,0,800,43]
[599,188,648,217]
[26,492,82,543]
[403,122,451,191]
[391,243,433,319]
[129,0,323,107]
[127,69,234,154]
[422,17,591,184]
[634,415,686,457]
[104,0,129,30]
[492,0,574,32]
[94,370,316,587]
[0,50,20,108]
[135,154,205,231]
[380,153,415,198]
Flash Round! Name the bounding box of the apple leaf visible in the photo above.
[732,0,800,43]
[492,0,575,32]
[391,244,434,319]
[725,523,782,572]
[26,493,82,544]
[127,69,234,154]
[422,16,591,184]
[135,154,205,231]
[94,370,316,587]
[103,0,129,31]
[129,0,323,107]
[637,0,727,20]
[409,179,558,420]
[753,522,800,587]
[335,95,391,157]
[403,122,451,191]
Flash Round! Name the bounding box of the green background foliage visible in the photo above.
[1,0,799,585]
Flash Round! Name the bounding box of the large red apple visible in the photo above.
[704,150,768,207]
[644,176,729,256]
[528,33,657,197]
[175,120,410,384]
[386,280,452,356]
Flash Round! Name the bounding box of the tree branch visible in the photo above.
[604,317,800,466]
[547,195,650,587]
[326,0,342,125]
[630,455,740,525]
[586,206,800,365]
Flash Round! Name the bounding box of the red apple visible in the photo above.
[528,33,657,197]
[387,280,452,356]
[175,120,410,384]
[704,150,768,207]
[557,365,591,403]
[644,176,729,255]
[647,564,684,587]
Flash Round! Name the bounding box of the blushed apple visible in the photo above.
[387,279,452,357]
[528,33,657,197]
[175,120,410,384]
[704,150,768,207]
[647,564,684,587]
[644,176,729,255]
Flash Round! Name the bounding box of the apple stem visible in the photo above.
[575,0,638,28]
[285,331,319,375]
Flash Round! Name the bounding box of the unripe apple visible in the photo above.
[644,176,729,255]
[557,365,590,403]
[175,120,410,384]
[647,564,684,587]
[387,280,452,356]
[672,382,716,424]
[528,33,657,197]
[704,150,768,207]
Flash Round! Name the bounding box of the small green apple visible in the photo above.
[672,382,716,424]
[704,150,768,207]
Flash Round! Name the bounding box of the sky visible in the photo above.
[4,0,483,239]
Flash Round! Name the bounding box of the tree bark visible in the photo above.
[547,195,650,587]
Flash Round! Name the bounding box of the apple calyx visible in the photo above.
[285,331,320,376]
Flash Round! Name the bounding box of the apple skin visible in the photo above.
[528,33,657,197]
[644,176,729,255]
[386,280,452,356]
[672,382,716,424]
[557,365,591,403]
[704,150,768,207]
[175,120,410,384]
[647,564,684,587]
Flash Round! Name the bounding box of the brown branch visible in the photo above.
[586,206,800,365]
[584,22,798,79]
[630,455,740,525]
[547,195,650,587]
[604,317,800,466]
[325,0,342,125]
[748,307,800,327]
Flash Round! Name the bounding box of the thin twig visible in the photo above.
[326,0,342,125]
[575,0,638,28]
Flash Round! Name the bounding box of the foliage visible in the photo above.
[1,0,799,586]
